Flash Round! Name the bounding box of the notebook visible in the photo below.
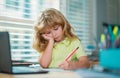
[0,31,48,74]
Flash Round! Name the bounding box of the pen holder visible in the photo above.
[99,49,120,70]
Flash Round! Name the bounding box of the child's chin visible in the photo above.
[55,39,61,42]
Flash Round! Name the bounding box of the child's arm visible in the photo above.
[39,34,54,68]
[59,56,90,70]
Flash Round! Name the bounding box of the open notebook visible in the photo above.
[0,31,48,74]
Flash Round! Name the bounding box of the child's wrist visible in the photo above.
[49,39,54,43]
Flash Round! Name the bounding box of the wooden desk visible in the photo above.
[0,71,79,78]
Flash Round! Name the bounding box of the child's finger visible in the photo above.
[58,61,69,68]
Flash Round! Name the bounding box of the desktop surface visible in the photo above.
[0,68,120,78]
[0,70,78,78]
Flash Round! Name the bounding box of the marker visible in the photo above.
[65,47,79,61]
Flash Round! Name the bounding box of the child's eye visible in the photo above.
[54,27,58,30]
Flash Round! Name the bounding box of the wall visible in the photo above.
[96,0,120,41]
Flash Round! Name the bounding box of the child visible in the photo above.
[32,8,90,70]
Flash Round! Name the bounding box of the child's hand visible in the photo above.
[42,34,54,42]
[59,61,71,70]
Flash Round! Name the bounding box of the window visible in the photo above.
[60,0,96,54]
[0,0,39,63]
[5,0,20,10]
[23,0,31,18]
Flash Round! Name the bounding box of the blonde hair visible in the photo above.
[32,8,78,53]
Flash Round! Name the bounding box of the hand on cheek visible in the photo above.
[42,34,54,41]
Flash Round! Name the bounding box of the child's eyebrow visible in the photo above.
[53,25,60,28]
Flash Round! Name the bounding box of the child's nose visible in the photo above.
[51,31,56,38]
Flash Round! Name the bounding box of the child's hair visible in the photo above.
[32,8,78,52]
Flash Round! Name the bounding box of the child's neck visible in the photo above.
[55,36,65,43]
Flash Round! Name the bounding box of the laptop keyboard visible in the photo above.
[12,66,47,73]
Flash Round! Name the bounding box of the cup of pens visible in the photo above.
[99,23,120,70]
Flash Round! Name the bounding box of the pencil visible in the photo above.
[65,47,79,61]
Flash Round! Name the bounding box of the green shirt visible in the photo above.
[49,37,86,68]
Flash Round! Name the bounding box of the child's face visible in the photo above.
[42,25,65,42]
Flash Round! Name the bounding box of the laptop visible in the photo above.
[0,31,48,74]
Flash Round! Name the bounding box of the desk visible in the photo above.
[0,71,79,78]
[0,68,120,78]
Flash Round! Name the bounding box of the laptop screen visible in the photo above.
[0,32,12,73]
[0,32,33,72]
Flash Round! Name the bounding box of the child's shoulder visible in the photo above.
[65,37,81,44]
[69,37,81,44]
[72,37,80,41]
[67,38,81,47]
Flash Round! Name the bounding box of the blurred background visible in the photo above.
[0,0,120,64]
